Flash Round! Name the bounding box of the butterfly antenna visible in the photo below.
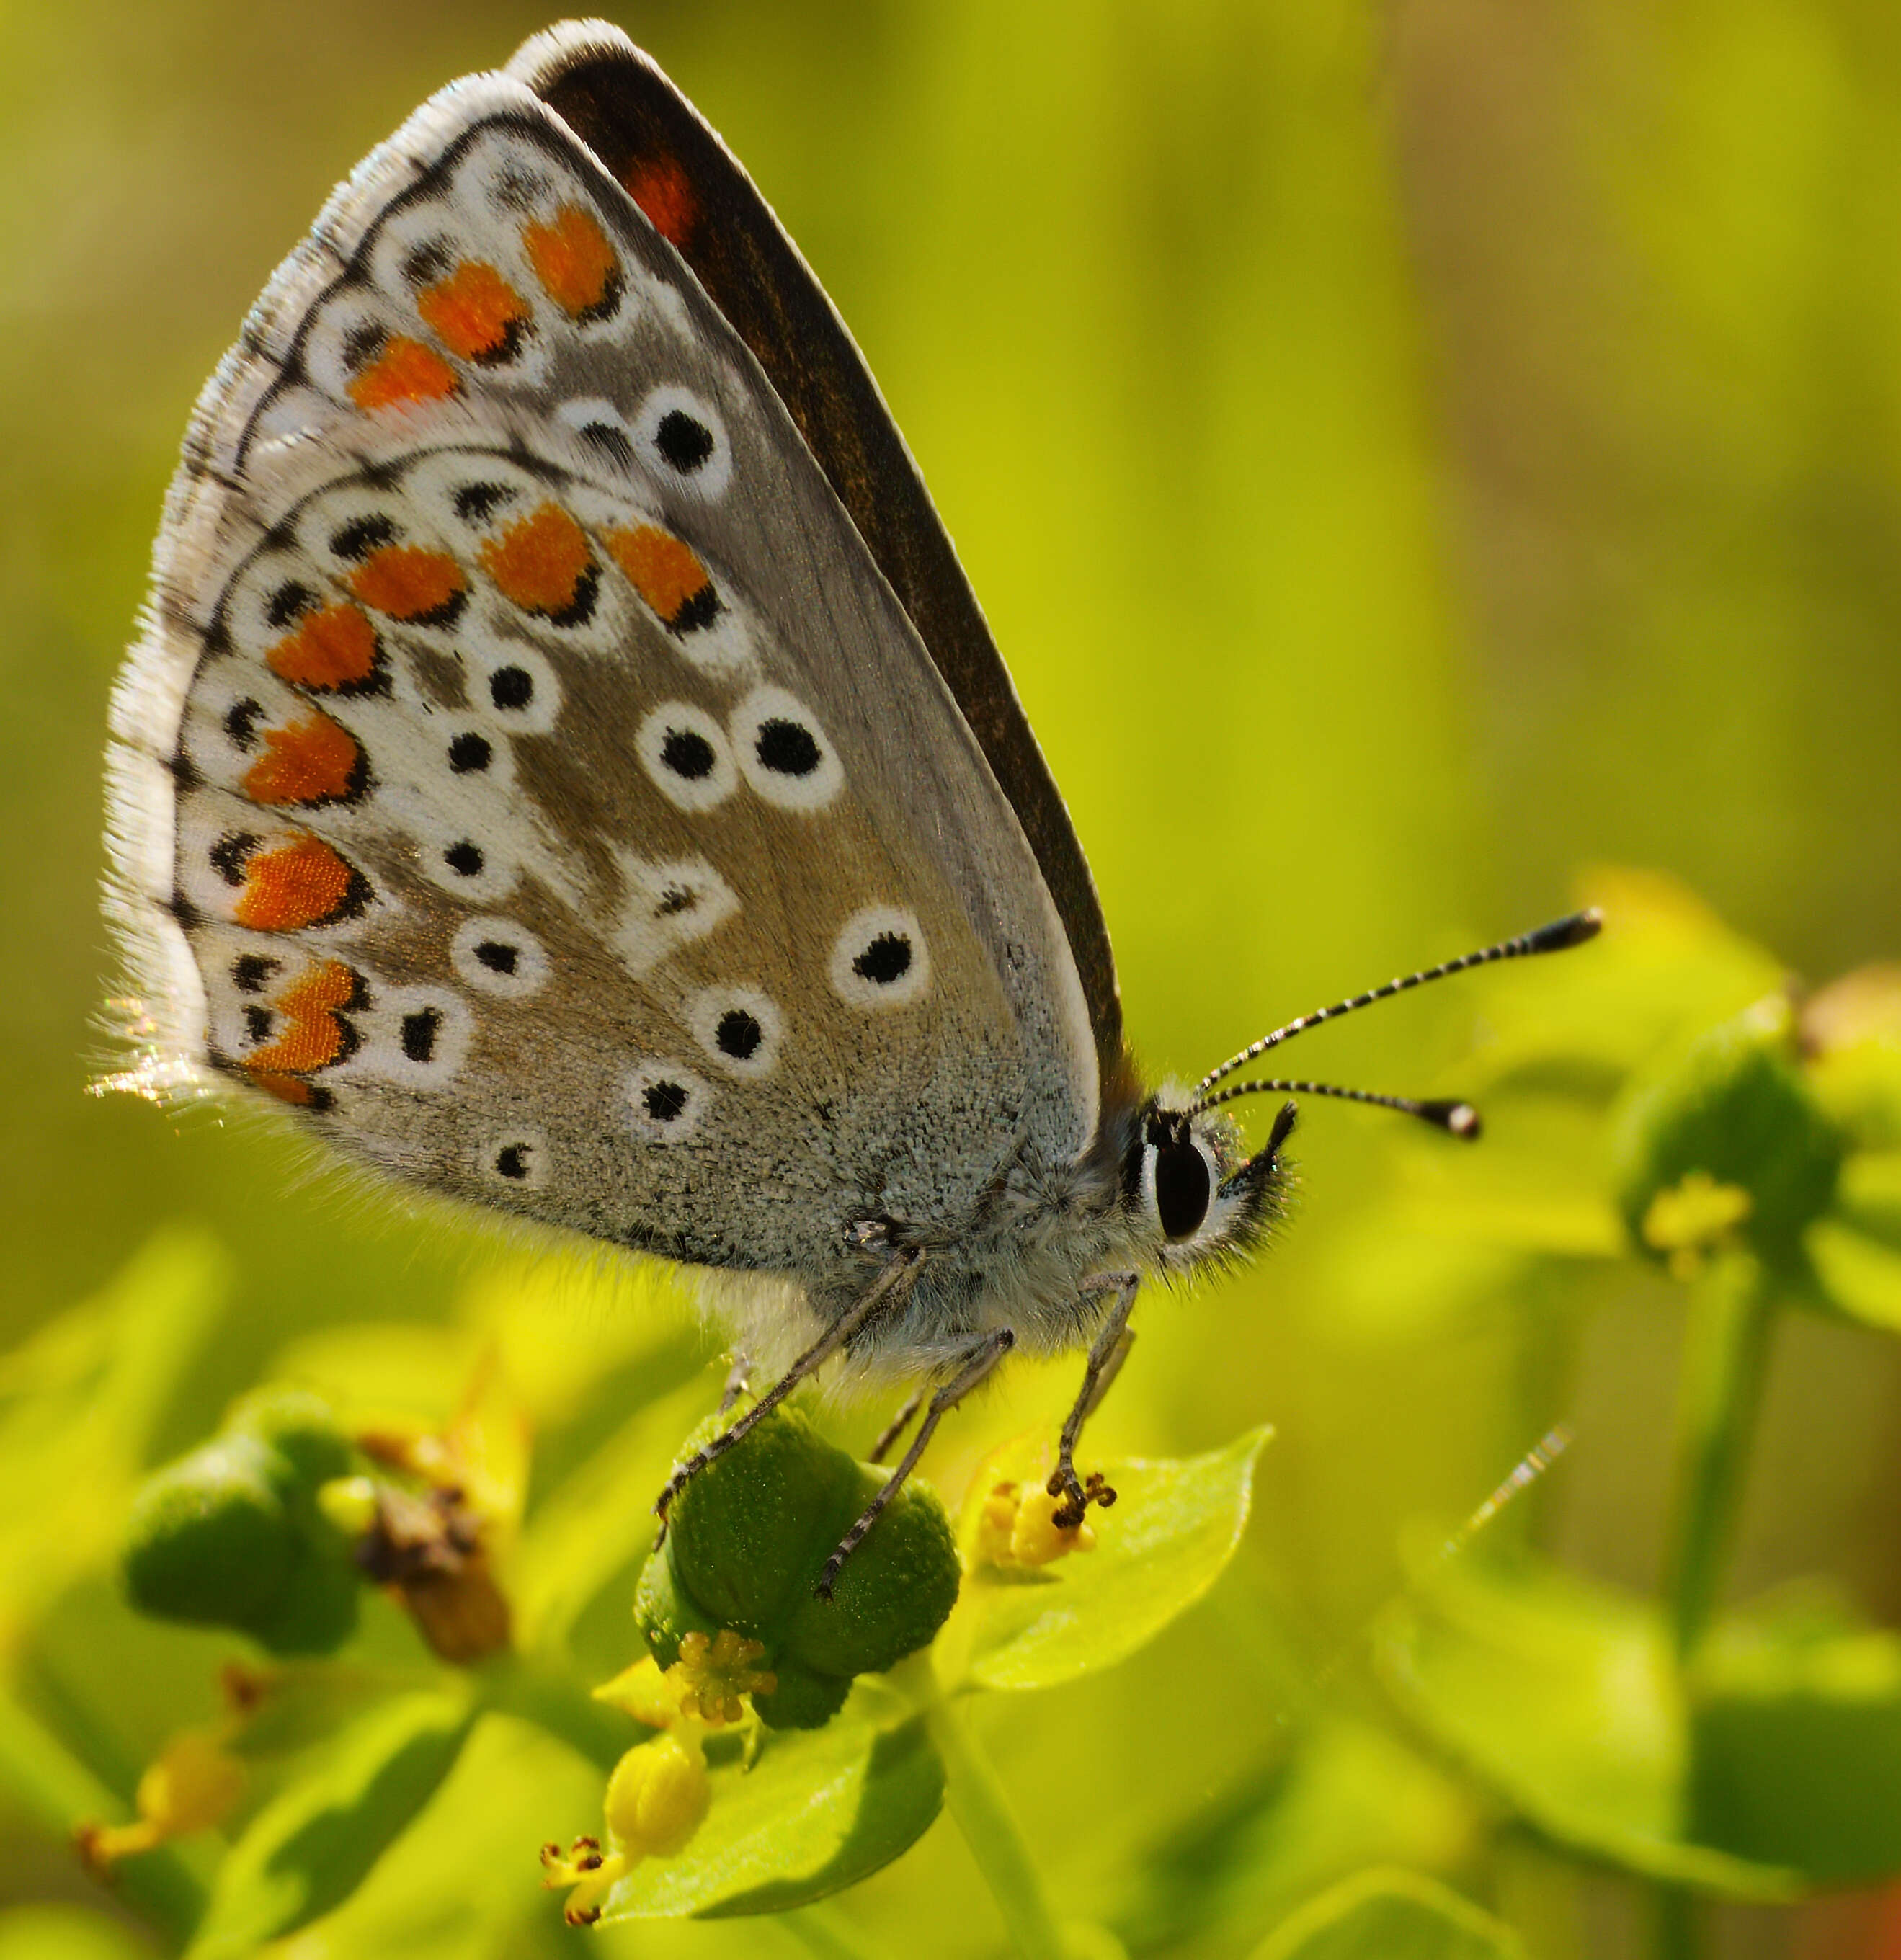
[1186,909,1601,1135]
[1193,910,1601,1099]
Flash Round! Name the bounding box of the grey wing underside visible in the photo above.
[105,72,1098,1278]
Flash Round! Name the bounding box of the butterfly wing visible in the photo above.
[107,57,1098,1276]
[510,22,1123,1079]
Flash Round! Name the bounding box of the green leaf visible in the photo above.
[1376,1555,1800,1899]
[1251,1868,1524,1960]
[598,1697,943,1919]
[950,1427,1268,1692]
[186,1689,476,1959]
[1688,1605,1901,1885]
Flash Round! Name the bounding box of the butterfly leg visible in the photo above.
[1047,1273,1141,1525]
[867,1384,927,1464]
[653,1248,924,1538]
[817,1328,1017,1599]
[718,1350,752,1415]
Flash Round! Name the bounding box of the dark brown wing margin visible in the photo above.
[510,26,1123,1076]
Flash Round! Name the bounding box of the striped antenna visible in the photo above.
[1192,909,1602,1104]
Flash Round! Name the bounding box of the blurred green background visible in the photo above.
[4,1,1901,1956]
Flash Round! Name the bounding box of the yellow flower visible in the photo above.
[1642,1170,1755,1280]
[540,1734,710,1925]
[76,1729,244,1870]
[971,1478,1099,1569]
[670,1629,776,1726]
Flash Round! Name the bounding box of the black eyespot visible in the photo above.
[715,1009,762,1060]
[495,1142,531,1180]
[578,420,636,471]
[329,513,396,561]
[265,581,316,628]
[243,1005,272,1043]
[489,667,533,710]
[231,954,277,994]
[656,885,696,917]
[1154,1136,1213,1242]
[444,840,484,877]
[223,699,265,749]
[755,718,820,776]
[852,933,912,985]
[448,732,491,773]
[660,729,716,779]
[209,832,257,887]
[655,409,715,473]
[341,320,386,372]
[401,239,453,288]
[401,1007,442,1063]
[475,940,517,975]
[643,1079,689,1123]
[453,481,515,523]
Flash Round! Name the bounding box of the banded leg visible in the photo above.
[1047,1273,1140,1523]
[654,1248,923,1538]
[718,1350,752,1415]
[817,1327,1016,1599]
[868,1384,927,1464]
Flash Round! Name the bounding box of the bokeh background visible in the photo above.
[4,2,1901,1956]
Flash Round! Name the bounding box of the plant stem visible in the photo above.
[1664,1250,1779,1664]
[926,1697,1069,1960]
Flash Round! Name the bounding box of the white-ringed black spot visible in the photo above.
[401,1007,442,1063]
[224,699,265,750]
[265,581,316,628]
[475,939,517,975]
[755,718,820,776]
[643,1078,690,1123]
[231,953,277,994]
[340,319,386,373]
[210,832,258,887]
[656,409,715,474]
[329,513,397,561]
[453,481,516,523]
[660,728,716,779]
[443,840,484,878]
[489,667,534,711]
[400,239,453,288]
[657,885,695,916]
[716,1009,762,1060]
[578,419,635,470]
[853,932,912,986]
[496,1142,532,1180]
[448,731,491,773]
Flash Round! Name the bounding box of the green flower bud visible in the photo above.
[1611,998,1845,1283]
[635,1407,959,1729]
[120,1389,362,1655]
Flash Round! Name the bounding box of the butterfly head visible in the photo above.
[1128,1094,1296,1275]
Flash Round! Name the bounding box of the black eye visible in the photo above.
[1154,1137,1212,1242]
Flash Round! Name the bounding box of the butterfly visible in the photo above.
[104,22,1597,1592]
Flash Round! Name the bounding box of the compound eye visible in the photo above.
[1154,1136,1214,1242]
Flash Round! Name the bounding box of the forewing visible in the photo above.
[107,66,1097,1273]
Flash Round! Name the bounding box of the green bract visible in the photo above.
[120,1386,360,1656]
[634,1408,960,1729]
[1610,997,1844,1283]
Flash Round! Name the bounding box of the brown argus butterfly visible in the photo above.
[103,22,1598,1592]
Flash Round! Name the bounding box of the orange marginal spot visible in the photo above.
[233,834,361,932]
[245,960,360,1077]
[266,602,380,690]
[346,334,460,411]
[522,205,620,317]
[478,502,594,616]
[241,710,364,808]
[624,155,696,246]
[605,524,712,623]
[250,1070,318,1107]
[417,260,532,363]
[349,545,468,623]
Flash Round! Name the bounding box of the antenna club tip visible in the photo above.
[1417,1099,1483,1139]
[1533,909,1603,953]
